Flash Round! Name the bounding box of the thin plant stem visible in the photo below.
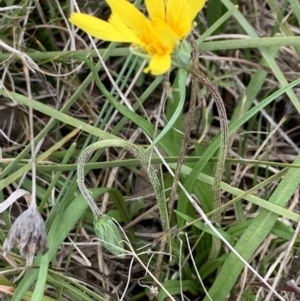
[77,139,169,239]
[188,37,228,260]
[77,149,102,219]
[24,64,36,208]
[167,42,198,217]
[189,38,229,226]
[233,116,287,188]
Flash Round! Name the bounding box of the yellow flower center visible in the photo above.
[139,19,178,56]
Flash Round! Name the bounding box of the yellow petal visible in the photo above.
[145,0,166,20]
[166,0,192,38]
[159,28,177,51]
[109,14,143,45]
[106,0,147,34]
[144,53,171,75]
[69,13,138,43]
[188,0,206,21]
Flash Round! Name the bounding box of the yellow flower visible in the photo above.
[69,0,205,75]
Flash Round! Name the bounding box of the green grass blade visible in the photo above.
[31,253,49,301]
[203,153,300,301]
[146,69,187,151]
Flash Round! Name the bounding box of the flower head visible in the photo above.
[3,206,49,264]
[69,0,205,75]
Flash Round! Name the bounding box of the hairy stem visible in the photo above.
[77,139,169,234]
[188,37,228,260]
[167,43,199,217]
[188,39,228,226]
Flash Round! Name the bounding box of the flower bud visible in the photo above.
[94,214,124,258]
[174,39,192,67]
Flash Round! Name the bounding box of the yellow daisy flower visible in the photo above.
[69,0,205,75]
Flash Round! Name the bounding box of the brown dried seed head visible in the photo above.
[3,206,49,263]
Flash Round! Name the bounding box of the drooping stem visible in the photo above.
[77,139,169,233]
[77,148,102,219]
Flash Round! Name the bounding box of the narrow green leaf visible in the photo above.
[146,69,187,151]
[158,280,198,301]
[31,253,49,300]
[203,153,300,301]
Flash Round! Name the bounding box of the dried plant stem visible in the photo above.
[277,219,300,291]
[234,116,286,186]
[188,37,228,260]
[0,190,30,213]
[23,62,36,208]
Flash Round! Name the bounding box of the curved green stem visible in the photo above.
[77,138,169,237]
[77,150,102,219]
